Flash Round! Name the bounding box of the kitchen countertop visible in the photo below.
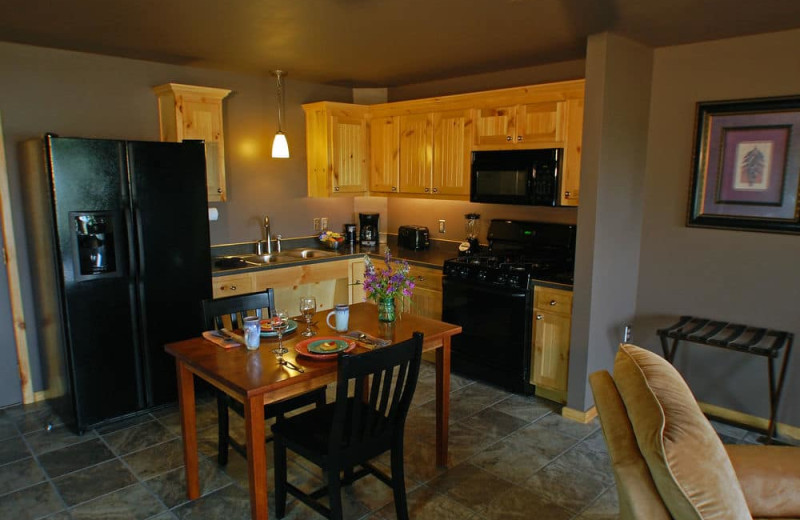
[210,236,574,290]
[210,236,461,276]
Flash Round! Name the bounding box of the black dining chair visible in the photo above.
[201,289,327,465]
[271,331,424,520]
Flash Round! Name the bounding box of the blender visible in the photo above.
[461,213,481,255]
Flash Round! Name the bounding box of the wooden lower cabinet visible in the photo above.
[402,265,443,321]
[212,259,353,312]
[530,286,573,403]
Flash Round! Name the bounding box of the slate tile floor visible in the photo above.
[0,361,763,520]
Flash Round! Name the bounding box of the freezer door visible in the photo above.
[127,140,212,406]
[48,137,143,430]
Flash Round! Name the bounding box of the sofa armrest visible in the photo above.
[726,444,800,517]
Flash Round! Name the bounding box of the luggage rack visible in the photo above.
[656,316,793,444]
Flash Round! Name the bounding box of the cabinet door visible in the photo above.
[560,97,583,206]
[369,116,400,193]
[531,309,571,395]
[330,113,368,193]
[349,259,367,304]
[405,287,443,320]
[517,101,564,146]
[398,114,432,194]
[474,106,515,146]
[432,109,472,196]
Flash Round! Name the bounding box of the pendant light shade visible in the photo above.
[271,70,290,158]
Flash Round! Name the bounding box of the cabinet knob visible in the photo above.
[229,285,237,291]
[392,186,397,192]
[565,191,571,198]
[549,300,557,306]
[334,186,340,192]
[217,187,223,193]
[424,187,430,192]
[517,136,523,141]
[506,136,512,142]
[536,314,543,320]
[432,187,438,193]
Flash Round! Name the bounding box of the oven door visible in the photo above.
[442,277,533,393]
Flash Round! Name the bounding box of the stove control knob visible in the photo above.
[459,267,470,279]
[477,270,488,281]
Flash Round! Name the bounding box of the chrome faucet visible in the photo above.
[257,216,273,255]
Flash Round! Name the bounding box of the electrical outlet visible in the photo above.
[320,217,328,230]
[623,324,632,343]
[438,219,446,233]
[313,218,321,231]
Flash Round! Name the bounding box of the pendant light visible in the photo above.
[271,70,290,158]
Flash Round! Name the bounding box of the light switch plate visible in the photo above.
[438,219,446,233]
[320,217,328,230]
[313,218,321,231]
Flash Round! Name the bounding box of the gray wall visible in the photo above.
[568,33,653,410]
[0,41,353,390]
[634,28,800,428]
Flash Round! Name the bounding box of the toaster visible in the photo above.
[398,225,430,250]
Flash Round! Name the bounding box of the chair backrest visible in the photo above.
[201,289,276,330]
[330,331,423,459]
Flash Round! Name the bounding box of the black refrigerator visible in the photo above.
[20,135,212,432]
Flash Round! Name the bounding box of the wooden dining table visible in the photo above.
[164,302,462,520]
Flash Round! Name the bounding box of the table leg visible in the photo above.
[176,361,199,500]
[435,338,451,467]
[245,395,268,520]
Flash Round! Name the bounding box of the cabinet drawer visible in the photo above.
[410,265,442,291]
[212,274,255,298]
[534,287,572,315]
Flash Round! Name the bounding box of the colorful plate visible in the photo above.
[294,336,356,359]
[260,319,298,337]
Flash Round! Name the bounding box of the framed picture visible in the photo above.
[687,95,800,234]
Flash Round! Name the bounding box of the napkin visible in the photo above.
[202,330,242,349]
[344,331,392,348]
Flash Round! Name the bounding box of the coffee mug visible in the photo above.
[243,316,261,350]
[326,304,349,333]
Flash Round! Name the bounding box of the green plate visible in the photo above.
[307,338,350,354]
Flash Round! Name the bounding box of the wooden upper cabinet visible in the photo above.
[369,116,400,193]
[560,97,583,206]
[153,83,231,202]
[475,101,564,149]
[432,109,473,196]
[398,114,432,194]
[303,102,369,197]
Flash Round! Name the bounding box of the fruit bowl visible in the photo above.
[318,231,344,250]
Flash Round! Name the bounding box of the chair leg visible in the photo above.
[273,437,287,519]
[327,466,344,520]
[217,394,229,466]
[390,443,409,520]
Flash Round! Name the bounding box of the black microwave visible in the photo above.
[470,149,561,206]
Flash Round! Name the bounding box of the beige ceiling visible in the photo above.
[2,0,800,87]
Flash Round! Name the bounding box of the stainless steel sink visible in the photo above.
[236,253,293,265]
[282,248,338,259]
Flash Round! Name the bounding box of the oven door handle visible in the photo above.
[442,278,528,299]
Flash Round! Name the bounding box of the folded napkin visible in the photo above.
[202,330,242,349]
[344,331,392,348]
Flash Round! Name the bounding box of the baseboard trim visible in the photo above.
[562,405,597,424]
[699,401,800,442]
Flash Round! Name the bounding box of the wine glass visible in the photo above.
[271,310,290,359]
[299,296,317,337]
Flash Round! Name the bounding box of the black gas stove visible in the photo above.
[443,255,573,288]
[443,219,576,289]
[442,219,576,393]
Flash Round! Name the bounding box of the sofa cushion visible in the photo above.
[614,344,751,520]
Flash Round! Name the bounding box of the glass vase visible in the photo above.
[377,296,396,322]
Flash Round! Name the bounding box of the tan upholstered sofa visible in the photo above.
[589,343,800,520]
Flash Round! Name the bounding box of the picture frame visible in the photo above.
[687,95,800,234]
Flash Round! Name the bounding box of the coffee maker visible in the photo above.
[359,213,379,247]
